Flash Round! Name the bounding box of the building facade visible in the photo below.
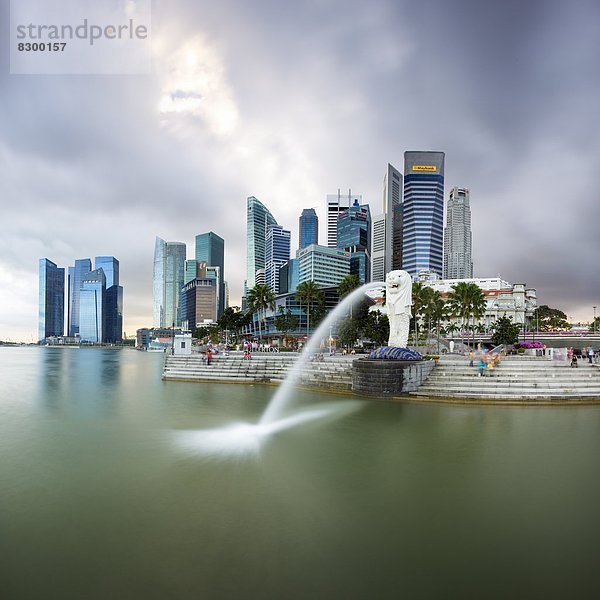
[326,190,362,248]
[39,258,65,341]
[265,224,291,294]
[67,258,92,337]
[443,187,473,279]
[299,208,318,249]
[297,244,350,288]
[79,268,106,343]
[153,237,186,328]
[95,256,123,343]
[372,163,402,281]
[195,232,225,317]
[180,277,218,332]
[337,200,371,283]
[402,151,445,278]
[246,196,279,294]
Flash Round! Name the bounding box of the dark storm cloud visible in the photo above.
[1,0,599,339]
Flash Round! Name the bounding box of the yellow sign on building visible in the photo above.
[412,165,437,172]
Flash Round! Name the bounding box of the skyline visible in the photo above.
[2,0,600,341]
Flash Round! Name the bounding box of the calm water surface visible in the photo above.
[1,347,599,599]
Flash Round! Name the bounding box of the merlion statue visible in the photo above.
[385,270,412,348]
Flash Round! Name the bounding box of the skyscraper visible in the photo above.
[337,200,371,283]
[327,190,362,248]
[402,151,445,278]
[95,256,123,343]
[67,258,92,336]
[153,237,186,328]
[265,224,291,294]
[246,196,278,292]
[443,187,473,279]
[195,232,225,317]
[39,258,65,341]
[297,244,350,287]
[299,208,318,249]
[79,268,106,343]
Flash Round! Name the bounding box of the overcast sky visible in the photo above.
[1,0,600,341]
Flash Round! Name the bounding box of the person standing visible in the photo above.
[589,347,595,364]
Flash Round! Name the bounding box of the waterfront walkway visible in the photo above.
[411,354,600,401]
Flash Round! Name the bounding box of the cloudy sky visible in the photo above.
[1,0,600,341]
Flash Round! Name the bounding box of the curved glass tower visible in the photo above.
[402,151,445,278]
[246,196,278,292]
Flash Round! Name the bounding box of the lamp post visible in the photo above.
[594,306,597,334]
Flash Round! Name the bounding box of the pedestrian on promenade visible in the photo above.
[477,358,486,377]
[207,349,213,365]
[589,347,594,364]
[571,354,578,368]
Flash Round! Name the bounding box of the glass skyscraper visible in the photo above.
[195,232,225,317]
[246,196,278,293]
[96,256,123,343]
[402,151,445,278]
[265,224,291,294]
[68,258,92,336]
[153,237,186,328]
[327,190,362,248]
[38,258,65,341]
[299,208,318,249]
[79,269,106,343]
[337,200,371,283]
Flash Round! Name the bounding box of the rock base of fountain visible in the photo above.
[352,349,434,397]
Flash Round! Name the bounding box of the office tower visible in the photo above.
[372,164,403,281]
[299,208,318,250]
[38,258,65,341]
[392,202,404,270]
[153,237,186,328]
[79,269,106,343]
[265,224,291,294]
[327,190,362,248]
[184,260,198,284]
[297,244,350,287]
[95,256,123,343]
[246,196,278,292]
[195,232,225,317]
[180,267,218,333]
[67,258,92,336]
[337,200,371,283]
[224,281,230,309]
[444,187,473,279]
[278,259,299,294]
[402,151,445,278]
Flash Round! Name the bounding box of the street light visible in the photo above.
[594,306,597,334]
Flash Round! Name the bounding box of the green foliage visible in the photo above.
[217,306,248,339]
[533,305,571,331]
[490,316,521,346]
[246,284,276,340]
[338,274,361,299]
[363,310,389,346]
[274,307,299,336]
[295,281,326,331]
[193,326,211,340]
[337,316,361,347]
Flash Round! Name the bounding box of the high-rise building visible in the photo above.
[246,196,278,292]
[297,244,350,288]
[278,259,299,294]
[372,164,403,281]
[180,276,218,332]
[327,190,362,248]
[184,259,198,284]
[195,232,225,317]
[153,237,186,328]
[337,200,371,283]
[444,187,473,279]
[95,256,122,343]
[402,151,445,278]
[265,224,291,294]
[39,258,65,341]
[79,268,106,343]
[392,203,404,271]
[67,258,92,336]
[299,208,318,249]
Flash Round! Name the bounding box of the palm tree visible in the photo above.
[447,282,486,349]
[295,280,325,340]
[338,274,361,299]
[246,284,275,342]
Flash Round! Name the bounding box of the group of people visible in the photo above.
[568,347,596,368]
[473,352,501,376]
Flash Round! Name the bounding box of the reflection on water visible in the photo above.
[1,347,599,599]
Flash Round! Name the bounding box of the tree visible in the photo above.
[364,310,389,346]
[490,316,521,346]
[337,316,361,348]
[246,284,276,341]
[338,274,361,299]
[295,281,325,338]
[274,307,299,346]
[447,281,486,348]
[217,306,247,342]
[411,282,431,352]
[533,305,571,331]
